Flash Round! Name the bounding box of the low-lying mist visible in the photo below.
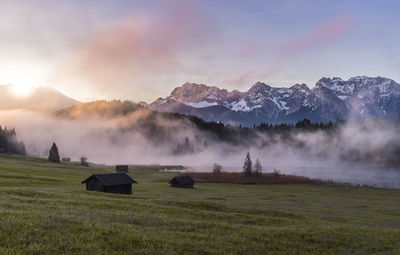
[1,108,400,188]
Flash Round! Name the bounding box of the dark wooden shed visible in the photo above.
[169,175,195,188]
[115,165,129,172]
[81,173,137,194]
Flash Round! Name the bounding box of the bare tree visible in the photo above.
[213,163,222,174]
[254,158,262,176]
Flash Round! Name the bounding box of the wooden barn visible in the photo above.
[115,165,129,173]
[169,175,195,188]
[81,173,137,194]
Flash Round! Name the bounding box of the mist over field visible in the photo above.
[1,108,400,188]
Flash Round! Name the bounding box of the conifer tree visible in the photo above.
[242,152,252,176]
[48,142,60,163]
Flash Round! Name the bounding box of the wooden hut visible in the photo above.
[81,173,137,194]
[169,175,195,188]
[115,165,129,172]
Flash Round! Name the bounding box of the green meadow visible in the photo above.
[0,154,399,254]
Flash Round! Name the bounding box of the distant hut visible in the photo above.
[81,173,137,194]
[0,148,5,153]
[115,165,129,173]
[169,175,195,188]
[62,157,71,162]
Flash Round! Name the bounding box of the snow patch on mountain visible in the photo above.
[270,97,289,111]
[183,101,218,108]
[231,99,251,112]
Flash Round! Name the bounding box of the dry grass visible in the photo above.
[187,172,324,185]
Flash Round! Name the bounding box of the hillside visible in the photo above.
[0,85,78,112]
[52,100,143,120]
[52,100,247,146]
[0,154,399,254]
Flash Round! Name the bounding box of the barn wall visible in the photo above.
[116,165,129,172]
[105,184,132,194]
[86,178,105,192]
[171,183,193,188]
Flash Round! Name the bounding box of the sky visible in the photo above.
[0,0,399,102]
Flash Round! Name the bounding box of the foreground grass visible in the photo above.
[0,154,400,254]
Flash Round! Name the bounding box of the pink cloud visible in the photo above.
[236,41,263,59]
[230,71,253,86]
[229,67,283,87]
[52,0,214,99]
[278,14,355,58]
[261,67,283,79]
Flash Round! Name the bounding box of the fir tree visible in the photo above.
[254,158,262,176]
[48,142,60,163]
[242,152,252,176]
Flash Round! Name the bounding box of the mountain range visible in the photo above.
[2,76,400,126]
[149,76,400,126]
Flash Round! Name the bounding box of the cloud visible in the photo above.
[230,71,253,87]
[50,1,215,101]
[231,15,354,85]
[236,41,263,59]
[261,67,283,79]
[278,14,355,58]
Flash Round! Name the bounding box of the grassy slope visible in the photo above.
[0,154,399,254]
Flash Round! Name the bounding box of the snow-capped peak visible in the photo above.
[149,76,400,126]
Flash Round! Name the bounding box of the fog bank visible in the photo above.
[1,109,400,188]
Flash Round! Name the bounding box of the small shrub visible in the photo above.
[272,168,281,177]
[80,157,89,167]
[213,163,222,174]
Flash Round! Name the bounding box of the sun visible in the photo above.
[9,82,35,97]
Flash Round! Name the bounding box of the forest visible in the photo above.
[0,126,26,155]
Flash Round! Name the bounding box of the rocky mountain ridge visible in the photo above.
[149,76,400,125]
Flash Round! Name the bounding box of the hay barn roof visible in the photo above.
[170,175,195,185]
[82,173,137,186]
[116,165,129,171]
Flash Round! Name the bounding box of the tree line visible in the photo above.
[0,126,26,155]
[213,152,263,177]
[48,142,89,167]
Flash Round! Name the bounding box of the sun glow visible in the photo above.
[7,77,37,97]
[10,83,35,97]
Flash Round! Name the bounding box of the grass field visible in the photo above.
[0,154,400,254]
